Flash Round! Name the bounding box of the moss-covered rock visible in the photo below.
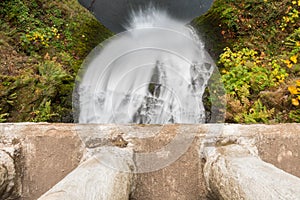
[194,0,300,123]
[0,0,112,122]
[1,0,299,123]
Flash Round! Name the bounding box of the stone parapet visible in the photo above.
[0,123,299,199]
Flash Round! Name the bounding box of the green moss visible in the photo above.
[0,0,112,122]
[191,2,228,61]
[194,0,300,123]
[1,0,299,123]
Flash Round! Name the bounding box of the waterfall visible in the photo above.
[75,7,216,124]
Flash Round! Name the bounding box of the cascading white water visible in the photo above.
[76,7,215,124]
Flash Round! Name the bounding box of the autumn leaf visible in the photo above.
[288,86,299,95]
[290,55,298,64]
[292,98,299,106]
[283,59,293,68]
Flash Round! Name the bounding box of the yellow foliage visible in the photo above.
[289,80,300,106]
[283,59,293,68]
[290,55,298,64]
[292,98,299,106]
[288,85,299,95]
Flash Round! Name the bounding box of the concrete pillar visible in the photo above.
[203,138,300,200]
[38,147,134,200]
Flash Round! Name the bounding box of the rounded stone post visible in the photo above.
[203,138,300,199]
[0,149,16,198]
[38,147,134,200]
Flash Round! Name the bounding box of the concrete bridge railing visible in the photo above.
[0,123,300,199]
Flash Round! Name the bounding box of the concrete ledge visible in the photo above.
[0,123,300,199]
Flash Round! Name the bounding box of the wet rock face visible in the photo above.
[78,0,214,33]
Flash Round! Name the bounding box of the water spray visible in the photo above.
[73,0,226,173]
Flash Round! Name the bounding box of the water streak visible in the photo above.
[76,7,215,124]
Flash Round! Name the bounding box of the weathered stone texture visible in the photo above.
[0,123,299,200]
[203,137,300,200]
